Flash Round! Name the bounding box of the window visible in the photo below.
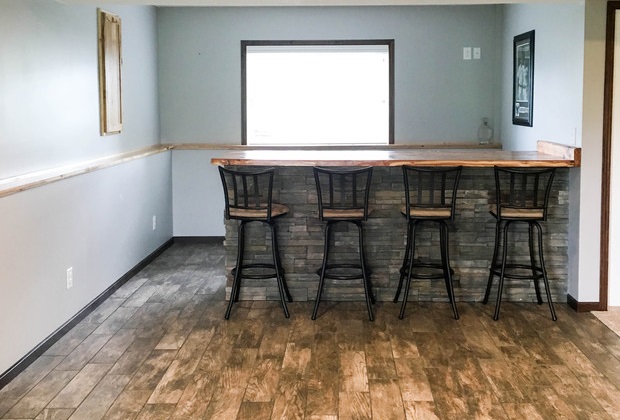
[242,40,394,146]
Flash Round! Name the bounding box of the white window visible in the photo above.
[242,40,394,146]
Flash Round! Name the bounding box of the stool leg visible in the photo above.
[483,219,501,304]
[357,221,374,322]
[399,220,418,319]
[272,222,293,303]
[394,220,413,303]
[233,221,246,303]
[534,221,558,321]
[225,221,246,320]
[312,222,332,320]
[493,221,511,321]
[528,222,543,304]
[440,221,459,320]
[357,221,375,305]
[269,222,290,318]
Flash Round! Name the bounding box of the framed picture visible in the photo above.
[98,9,123,135]
[512,30,534,127]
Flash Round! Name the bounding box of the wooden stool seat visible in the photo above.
[401,205,453,219]
[228,203,289,219]
[489,206,545,220]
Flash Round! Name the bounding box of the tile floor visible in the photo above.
[1,241,620,419]
[592,307,620,338]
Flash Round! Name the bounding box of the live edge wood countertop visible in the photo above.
[210,141,581,168]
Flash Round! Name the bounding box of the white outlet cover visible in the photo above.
[463,47,472,60]
[66,267,73,289]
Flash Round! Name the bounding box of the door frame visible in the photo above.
[600,1,620,310]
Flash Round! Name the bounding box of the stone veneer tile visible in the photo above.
[223,167,569,304]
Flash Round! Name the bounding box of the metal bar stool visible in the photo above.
[482,166,557,321]
[312,166,375,321]
[394,166,461,320]
[218,166,292,319]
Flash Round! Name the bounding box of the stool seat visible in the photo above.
[489,206,544,220]
[322,208,369,220]
[229,203,289,219]
[401,206,452,219]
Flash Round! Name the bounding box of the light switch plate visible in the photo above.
[473,47,481,59]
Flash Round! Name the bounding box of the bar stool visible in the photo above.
[482,166,557,321]
[394,166,461,320]
[312,166,375,321]
[218,166,292,319]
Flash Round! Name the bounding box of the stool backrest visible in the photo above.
[402,166,462,220]
[493,166,555,220]
[313,166,373,221]
[218,166,275,221]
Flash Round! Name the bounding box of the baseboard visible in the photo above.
[567,294,601,312]
[0,238,174,390]
[174,236,224,244]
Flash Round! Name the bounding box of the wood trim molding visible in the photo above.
[98,9,123,135]
[599,1,620,312]
[0,142,500,199]
[567,294,601,313]
[168,142,503,151]
[536,140,581,166]
[0,145,171,199]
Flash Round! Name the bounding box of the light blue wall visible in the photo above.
[500,3,585,152]
[0,154,172,375]
[172,150,224,236]
[157,6,502,145]
[0,1,160,179]
[0,1,169,374]
[163,4,590,249]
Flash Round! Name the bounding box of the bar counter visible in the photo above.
[211,141,579,307]
[210,141,580,168]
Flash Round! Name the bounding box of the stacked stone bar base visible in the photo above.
[223,166,569,303]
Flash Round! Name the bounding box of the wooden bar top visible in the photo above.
[210,141,581,168]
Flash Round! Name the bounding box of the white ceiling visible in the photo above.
[57,0,576,7]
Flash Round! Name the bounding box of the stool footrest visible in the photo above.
[232,263,283,280]
[317,263,371,281]
[400,262,455,280]
[490,263,543,280]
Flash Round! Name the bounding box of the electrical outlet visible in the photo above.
[463,47,472,60]
[152,215,157,230]
[66,267,73,290]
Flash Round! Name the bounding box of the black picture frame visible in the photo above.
[512,30,535,127]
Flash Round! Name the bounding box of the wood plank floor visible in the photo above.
[1,242,620,419]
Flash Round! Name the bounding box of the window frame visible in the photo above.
[241,39,395,146]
